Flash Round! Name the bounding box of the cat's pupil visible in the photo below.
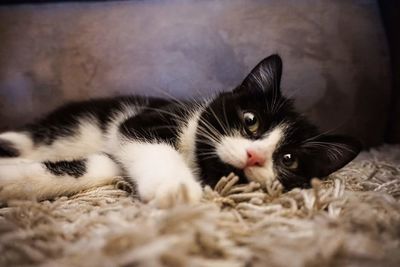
[244,113,256,126]
[242,112,259,134]
[283,154,292,162]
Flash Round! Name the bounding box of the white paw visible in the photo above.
[137,170,203,209]
[119,142,203,208]
[151,178,203,209]
[0,163,39,202]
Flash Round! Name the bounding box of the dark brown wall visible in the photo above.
[380,0,400,144]
[0,0,392,147]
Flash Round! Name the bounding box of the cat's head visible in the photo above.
[195,55,362,189]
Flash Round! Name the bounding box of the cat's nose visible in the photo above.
[246,148,266,167]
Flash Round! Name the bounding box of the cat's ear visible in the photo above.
[235,54,283,94]
[299,135,362,178]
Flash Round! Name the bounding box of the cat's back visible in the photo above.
[24,95,174,140]
[0,95,179,160]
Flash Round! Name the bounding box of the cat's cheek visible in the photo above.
[215,136,250,169]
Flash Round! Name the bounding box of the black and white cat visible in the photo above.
[0,55,361,207]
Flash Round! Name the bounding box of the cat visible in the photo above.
[0,55,361,208]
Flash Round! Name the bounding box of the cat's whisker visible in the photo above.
[197,118,223,141]
[143,106,186,123]
[221,97,231,131]
[195,137,219,148]
[152,88,188,107]
[302,123,348,143]
[148,125,180,130]
[195,138,217,147]
[197,151,217,157]
[199,155,219,161]
[155,89,210,117]
[196,128,218,141]
[301,142,352,161]
[204,107,229,135]
[196,130,219,141]
[305,141,354,152]
[199,108,227,134]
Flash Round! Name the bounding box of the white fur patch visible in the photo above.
[216,125,286,184]
[34,120,105,160]
[177,110,202,173]
[105,104,142,154]
[216,136,251,169]
[0,154,120,202]
[0,132,34,156]
[85,154,121,179]
[114,142,202,208]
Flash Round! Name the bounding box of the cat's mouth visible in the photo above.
[243,164,276,184]
[216,150,276,185]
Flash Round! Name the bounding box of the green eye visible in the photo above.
[243,111,259,134]
[282,153,298,169]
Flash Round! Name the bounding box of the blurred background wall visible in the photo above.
[379,0,400,144]
[0,0,395,147]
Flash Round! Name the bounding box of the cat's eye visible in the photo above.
[242,111,259,134]
[282,153,298,169]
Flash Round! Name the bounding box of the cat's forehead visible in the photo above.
[229,90,283,111]
[228,92,290,120]
[223,92,317,142]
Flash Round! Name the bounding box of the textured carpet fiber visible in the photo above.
[1,145,400,267]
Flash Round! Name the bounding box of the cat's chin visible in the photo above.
[243,166,276,185]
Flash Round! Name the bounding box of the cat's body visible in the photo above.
[0,55,361,207]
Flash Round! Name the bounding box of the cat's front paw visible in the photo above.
[152,178,203,209]
[137,169,203,209]
[120,143,203,208]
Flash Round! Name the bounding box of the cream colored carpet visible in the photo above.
[1,145,400,267]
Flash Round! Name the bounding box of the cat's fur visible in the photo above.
[0,55,361,207]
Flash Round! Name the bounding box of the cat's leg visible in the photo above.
[113,142,203,208]
[0,153,121,203]
[0,132,33,160]
[0,121,104,162]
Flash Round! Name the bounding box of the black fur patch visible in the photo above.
[119,100,193,146]
[25,96,169,145]
[44,159,87,178]
[0,139,20,157]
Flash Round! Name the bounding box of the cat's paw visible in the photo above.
[0,164,31,203]
[120,142,203,208]
[136,168,203,208]
[151,178,203,209]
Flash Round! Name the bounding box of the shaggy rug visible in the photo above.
[1,145,400,267]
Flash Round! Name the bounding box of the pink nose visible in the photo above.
[246,148,266,167]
